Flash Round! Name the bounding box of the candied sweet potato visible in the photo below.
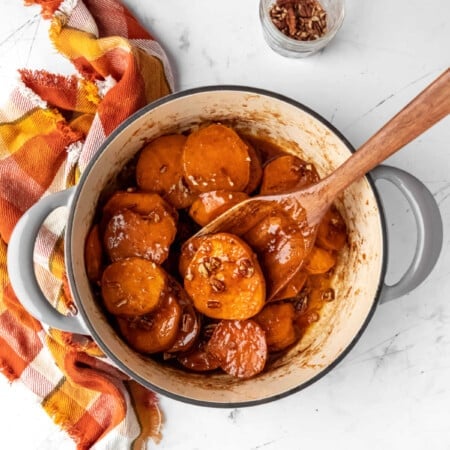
[304,274,336,308]
[316,205,347,251]
[189,190,249,227]
[295,308,321,332]
[206,319,267,378]
[304,247,336,275]
[259,154,319,195]
[117,290,182,354]
[102,191,177,226]
[136,134,195,209]
[101,257,167,316]
[103,201,177,264]
[243,209,308,299]
[255,302,298,352]
[85,224,103,282]
[182,124,251,192]
[177,339,221,372]
[184,233,266,320]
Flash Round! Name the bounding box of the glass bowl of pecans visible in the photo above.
[259,0,345,58]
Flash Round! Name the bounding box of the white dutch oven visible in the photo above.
[7,87,443,407]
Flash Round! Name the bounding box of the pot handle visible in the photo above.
[7,188,89,334]
[370,165,443,303]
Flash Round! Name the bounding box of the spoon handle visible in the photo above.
[322,69,450,199]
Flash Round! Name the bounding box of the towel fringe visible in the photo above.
[95,75,117,99]
[44,401,88,449]
[16,78,48,109]
[56,0,78,19]
[66,141,83,166]
[19,68,79,102]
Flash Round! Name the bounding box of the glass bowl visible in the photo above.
[259,0,345,58]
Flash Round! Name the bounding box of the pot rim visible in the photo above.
[66,85,388,407]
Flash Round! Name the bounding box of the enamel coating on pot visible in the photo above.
[67,87,386,406]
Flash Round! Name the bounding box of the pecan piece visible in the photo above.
[207,300,222,309]
[286,5,297,36]
[210,277,226,293]
[321,288,335,302]
[204,256,222,273]
[198,262,210,278]
[236,258,255,278]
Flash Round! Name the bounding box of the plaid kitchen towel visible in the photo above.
[0,0,173,448]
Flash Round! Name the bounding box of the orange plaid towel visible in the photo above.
[0,0,173,448]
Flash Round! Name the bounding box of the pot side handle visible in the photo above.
[7,188,89,334]
[371,165,443,303]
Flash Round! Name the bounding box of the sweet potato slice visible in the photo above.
[304,247,336,274]
[101,257,167,316]
[243,210,308,299]
[85,224,103,282]
[255,302,298,352]
[103,203,177,264]
[183,124,251,193]
[305,274,336,308]
[206,319,267,378]
[316,205,347,251]
[189,190,249,227]
[102,191,177,226]
[136,134,195,209]
[259,154,319,195]
[184,233,266,320]
[177,339,221,372]
[294,274,334,332]
[117,290,182,354]
[295,308,321,332]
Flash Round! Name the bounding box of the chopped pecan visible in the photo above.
[207,300,222,309]
[198,262,210,278]
[321,288,335,302]
[204,256,222,273]
[210,277,226,293]
[269,0,327,41]
[236,258,255,278]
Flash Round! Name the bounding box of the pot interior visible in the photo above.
[68,88,384,406]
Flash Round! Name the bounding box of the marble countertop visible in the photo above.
[1,0,449,449]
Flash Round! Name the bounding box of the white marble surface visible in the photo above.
[1,0,450,449]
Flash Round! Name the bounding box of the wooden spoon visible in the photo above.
[188,69,450,298]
